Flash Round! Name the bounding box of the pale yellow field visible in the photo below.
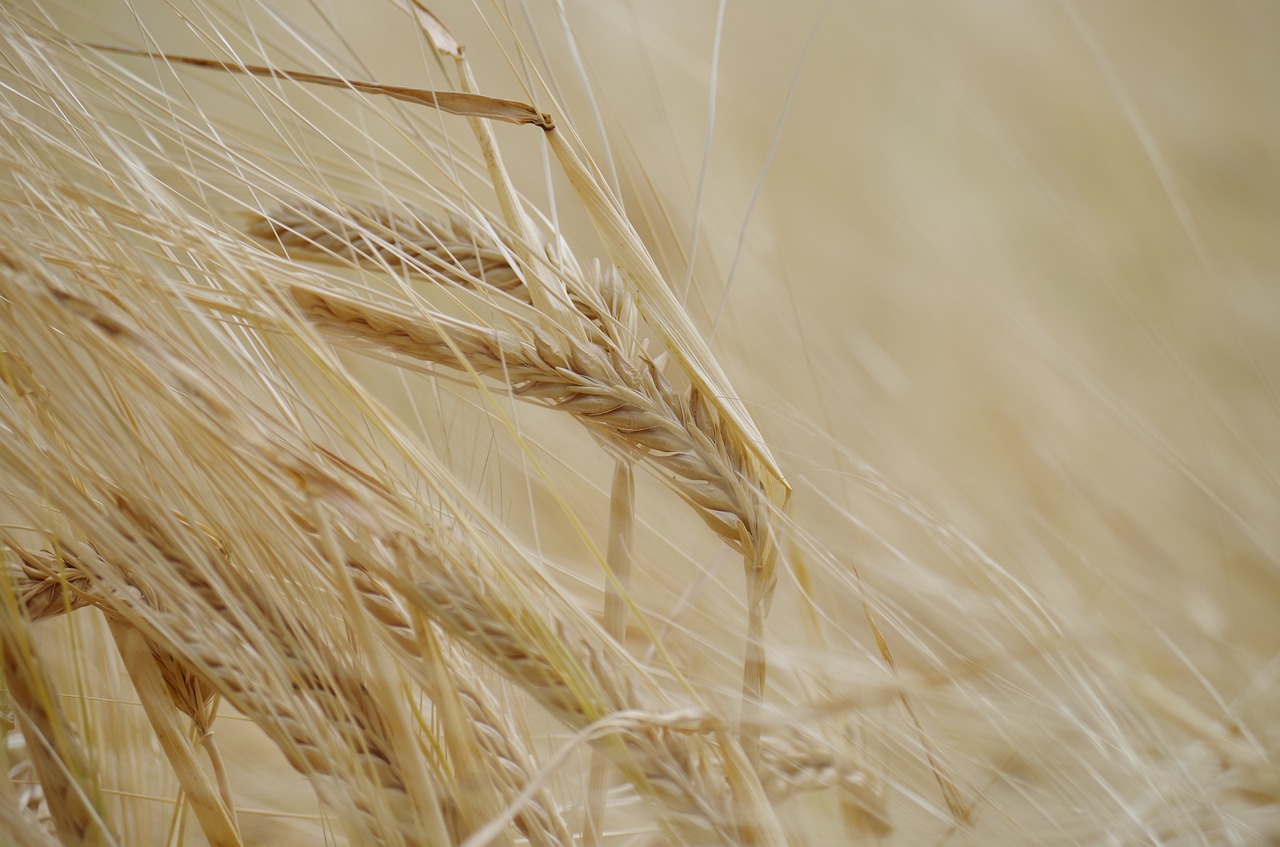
[2,2,1277,845]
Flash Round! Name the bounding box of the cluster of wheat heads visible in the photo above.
[3,1,1279,845]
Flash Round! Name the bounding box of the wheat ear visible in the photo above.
[3,353,565,847]
[280,283,771,561]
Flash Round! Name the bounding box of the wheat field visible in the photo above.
[1,1,1277,845]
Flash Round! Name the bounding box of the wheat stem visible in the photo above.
[584,459,635,846]
[107,621,243,847]
[0,586,115,847]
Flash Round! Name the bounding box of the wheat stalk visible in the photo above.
[0,598,114,847]
[279,280,771,560]
[0,10,880,841]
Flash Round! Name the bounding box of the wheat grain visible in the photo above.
[248,203,526,301]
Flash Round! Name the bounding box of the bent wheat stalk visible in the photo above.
[0,594,114,847]
[283,284,769,558]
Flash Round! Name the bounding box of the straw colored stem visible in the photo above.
[108,620,243,847]
[0,595,114,846]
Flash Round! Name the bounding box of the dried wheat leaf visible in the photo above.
[392,0,463,59]
[86,43,552,128]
